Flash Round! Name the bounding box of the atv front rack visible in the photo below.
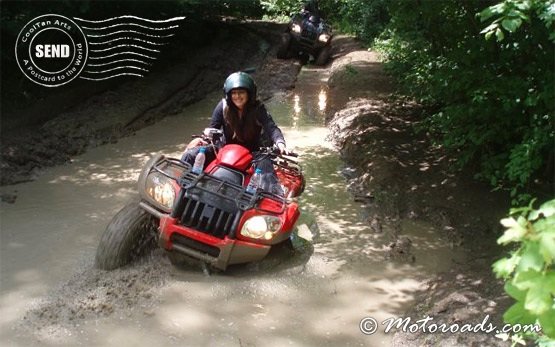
[169,168,287,239]
[177,170,256,212]
[152,157,191,181]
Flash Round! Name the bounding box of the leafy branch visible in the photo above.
[493,198,555,345]
[480,0,555,42]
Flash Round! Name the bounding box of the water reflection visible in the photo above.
[293,94,301,115]
[318,88,327,112]
[271,88,329,130]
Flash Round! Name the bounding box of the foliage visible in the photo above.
[259,0,390,41]
[479,0,555,42]
[260,0,305,17]
[374,0,554,202]
[329,0,389,43]
[493,199,555,345]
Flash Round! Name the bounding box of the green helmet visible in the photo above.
[223,72,257,104]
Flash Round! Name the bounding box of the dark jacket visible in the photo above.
[209,99,285,152]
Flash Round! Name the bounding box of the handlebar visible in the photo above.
[256,146,298,158]
[191,129,299,160]
[191,134,208,141]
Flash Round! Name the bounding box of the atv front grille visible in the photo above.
[171,167,287,239]
[179,198,238,239]
[301,29,318,41]
[171,170,256,239]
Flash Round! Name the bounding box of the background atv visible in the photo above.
[277,12,332,66]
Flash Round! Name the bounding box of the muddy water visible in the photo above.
[1,67,463,346]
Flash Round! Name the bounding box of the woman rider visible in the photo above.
[181,72,289,192]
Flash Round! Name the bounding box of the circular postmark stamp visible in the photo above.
[15,14,88,87]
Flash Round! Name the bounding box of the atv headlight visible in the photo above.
[292,24,301,33]
[318,34,330,42]
[145,172,176,210]
[240,215,282,240]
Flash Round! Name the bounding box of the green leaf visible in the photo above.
[539,229,555,262]
[493,254,521,278]
[539,310,555,339]
[496,27,505,41]
[514,270,542,290]
[498,217,527,244]
[485,30,494,40]
[545,272,555,294]
[504,301,537,325]
[490,2,507,15]
[518,242,545,272]
[501,217,519,228]
[481,22,499,34]
[525,283,553,315]
[530,200,555,220]
[480,7,495,21]
[511,334,527,345]
[505,282,527,301]
[535,218,555,234]
[537,336,555,347]
[501,18,522,32]
[515,1,531,11]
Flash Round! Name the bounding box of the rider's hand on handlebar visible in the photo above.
[277,142,289,155]
[186,137,207,150]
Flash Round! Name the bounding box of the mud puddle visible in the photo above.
[1,67,464,346]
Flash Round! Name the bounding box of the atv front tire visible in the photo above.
[315,44,331,66]
[277,33,291,59]
[95,202,157,270]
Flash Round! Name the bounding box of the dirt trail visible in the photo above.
[326,39,511,346]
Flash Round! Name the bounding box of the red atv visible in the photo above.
[95,128,305,271]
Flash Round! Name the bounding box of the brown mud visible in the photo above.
[326,40,512,346]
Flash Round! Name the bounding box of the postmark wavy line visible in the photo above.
[76,16,184,82]
[87,59,151,67]
[86,30,175,39]
[74,15,185,24]
[80,73,144,81]
[88,51,156,60]
[79,23,179,31]
[83,65,149,74]
[88,37,168,46]
[89,44,160,53]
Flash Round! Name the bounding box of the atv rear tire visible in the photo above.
[315,44,331,66]
[277,33,291,59]
[95,202,157,270]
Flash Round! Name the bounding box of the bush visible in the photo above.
[374,0,554,201]
[493,198,555,345]
[260,0,304,18]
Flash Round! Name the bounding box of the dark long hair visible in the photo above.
[223,98,261,145]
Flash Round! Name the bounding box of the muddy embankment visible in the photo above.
[0,20,301,190]
[326,43,513,346]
